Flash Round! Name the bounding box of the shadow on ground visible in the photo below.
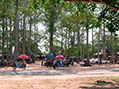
[80,86,119,89]
[0,68,119,75]
[0,70,80,75]
[112,70,119,72]
[80,80,119,89]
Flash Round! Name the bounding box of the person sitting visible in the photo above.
[22,60,26,69]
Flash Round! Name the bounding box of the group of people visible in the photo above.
[41,57,74,69]
[13,59,26,71]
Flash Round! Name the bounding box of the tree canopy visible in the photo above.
[65,0,119,11]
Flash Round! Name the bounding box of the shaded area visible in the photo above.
[111,70,119,72]
[80,86,119,89]
[80,80,119,89]
[0,68,119,75]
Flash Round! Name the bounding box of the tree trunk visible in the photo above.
[61,37,64,54]
[111,33,114,63]
[22,0,27,54]
[27,18,32,56]
[49,3,55,53]
[2,17,5,60]
[92,28,94,57]
[34,25,38,55]
[102,20,106,60]
[65,30,68,56]
[22,15,26,54]
[86,30,89,60]
[77,23,80,62]
[73,31,75,56]
[81,28,85,59]
[14,0,19,55]
[33,25,36,54]
[81,41,84,59]
[6,18,9,61]
[2,2,5,60]
[98,27,101,59]
[10,19,13,59]
[50,32,53,53]
[67,28,70,56]
[35,26,38,55]
[86,29,90,66]
[79,33,82,60]
[98,27,102,65]
[0,29,1,55]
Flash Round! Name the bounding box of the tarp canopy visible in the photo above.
[46,53,55,59]
[55,55,65,59]
[18,54,29,59]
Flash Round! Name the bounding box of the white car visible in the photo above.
[90,58,110,64]
[101,60,110,64]
[89,58,99,64]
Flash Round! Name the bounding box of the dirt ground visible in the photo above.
[0,74,119,89]
[0,61,119,89]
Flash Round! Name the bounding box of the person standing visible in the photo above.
[13,60,17,71]
[41,58,44,66]
[53,59,56,69]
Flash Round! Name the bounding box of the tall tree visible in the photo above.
[92,28,94,57]
[2,0,5,60]
[49,3,55,53]
[65,0,119,11]
[22,15,26,54]
[102,20,106,60]
[27,17,32,56]
[97,27,101,59]
[10,18,13,59]
[34,24,38,55]
[77,23,80,62]
[22,0,27,54]
[5,0,9,61]
[14,0,19,55]
[86,28,89,63]
[42,2,61,53]
[111,33,114,63]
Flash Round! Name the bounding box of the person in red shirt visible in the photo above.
[22,60,26,69]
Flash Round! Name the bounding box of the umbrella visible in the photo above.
[46,53,55,59]
[18,54,29,59]
[55,55,65,59]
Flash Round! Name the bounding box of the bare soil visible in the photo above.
[0,61,119,89]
